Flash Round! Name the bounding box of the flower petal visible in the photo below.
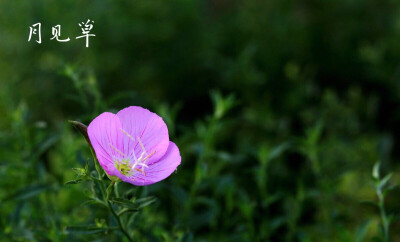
[122,141,181,186]
[116,106,169,165]
[87,112,122,177]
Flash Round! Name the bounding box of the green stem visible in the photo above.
[108,201,133,242]
[106,181,115,201]
[89,147,107,200]
[88,138,132,241]
[90,147,103,180]
[114,182,120,198]
[377,190,389,242]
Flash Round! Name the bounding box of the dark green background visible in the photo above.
[1,0,400,241]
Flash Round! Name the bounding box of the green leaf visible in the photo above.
[85,159,89,173]
[268,142,291,161]
[117,208,139,216]
[379,173,392,189]
[35,135,60,157]
[135,196,157,209]
[80,199,103,207]
[211,90,236,119]
[65,179,84,185]
[72,168,86,177]
[106,182,114,197]
[110,196,157,209]
[65,225,117,235]
[355,220,371,242]
[372,162,380,180]
[269,217,286,231]
[109,198,137,209]
[2,184,53,202]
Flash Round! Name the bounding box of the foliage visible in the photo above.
[1,0,400,241]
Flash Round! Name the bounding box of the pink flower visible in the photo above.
[87,106,181,186]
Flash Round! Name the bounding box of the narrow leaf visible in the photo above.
[2,184,52,202]
[65,226,117,235]
[136,196,157,209]
[117,208,139,216]
[379,173,393,189]
[65,179,84,185]
[372,162,380,180]
[81,199,102,207]
[355,220,371,242]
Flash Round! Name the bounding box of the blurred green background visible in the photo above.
[1,0,400,241]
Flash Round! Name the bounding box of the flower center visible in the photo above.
[115,158,131,176]
[109,128,156,177]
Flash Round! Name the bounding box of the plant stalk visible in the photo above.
[108,200,133,242]
[377,189,389,242]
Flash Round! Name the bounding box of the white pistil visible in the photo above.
[142,150,156,163]
[118,129,156,177]
[137,136,148,156]
[130,136,151,171]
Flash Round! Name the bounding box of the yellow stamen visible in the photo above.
[142,150,156,162]
[109,143,126,157]
[135,168,146,175]
[120,128,135,142]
